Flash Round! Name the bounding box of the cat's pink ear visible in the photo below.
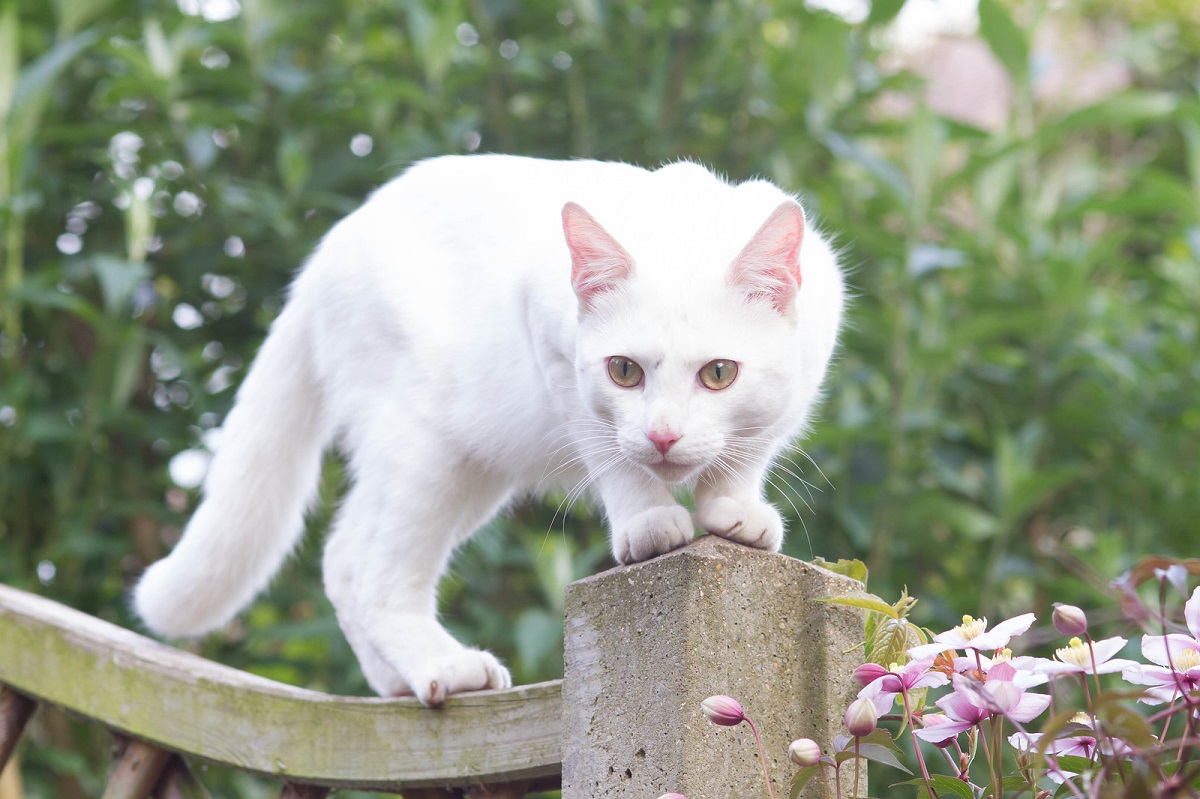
[729,202,805,314]
[562,202,635,311]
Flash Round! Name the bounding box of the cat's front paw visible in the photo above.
[613,505,694,564]
[696,496,783,551]
[405,647,513,707]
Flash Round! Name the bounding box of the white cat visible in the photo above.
[134,155,844,705]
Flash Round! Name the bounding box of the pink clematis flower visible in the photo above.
[856,660,949,716]
[1010,714,1131,783]
[914,662,1050,744]
[913,684,990,744]
[908,613,1036,660]
[1122,586,1200,704]
[951,650,1051,689]
[1035,636,1136,679]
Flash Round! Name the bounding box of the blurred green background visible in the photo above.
[1,0,1198,795]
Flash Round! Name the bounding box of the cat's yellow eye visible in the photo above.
[698,359,738,390]
[607,356,644,388]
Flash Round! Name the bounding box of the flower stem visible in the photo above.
[743,716,775,799]
[819,762,833,799]
[900,689,938,798]
[979,719,1000,795]
[853,737,862,797]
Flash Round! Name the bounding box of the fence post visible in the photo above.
[562,535,865,799]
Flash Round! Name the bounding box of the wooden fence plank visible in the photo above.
[152,755,212,799]
[0,584,560,791]
[0,686,35,773]
[466,779,530,797]
[277,783,330,799]
[102,739,172,799]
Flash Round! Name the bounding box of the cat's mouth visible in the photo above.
[644,457,701,483]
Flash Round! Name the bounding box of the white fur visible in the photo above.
[133,155,844,704]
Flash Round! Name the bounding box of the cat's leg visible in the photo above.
[594,467,694,564]
[694,455,784,552]
[323,444,515,705]
[324,495,412,696]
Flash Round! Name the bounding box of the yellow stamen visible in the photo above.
[957,615,987,640]
[1055,637,1091,669]
[1176,649,1200,671]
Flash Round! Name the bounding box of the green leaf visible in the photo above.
[790,765,823,799]
[810,556,868,584]
[822,130,912,203]
[866,0,906,28]
[0,3,16,126]
[1049,754,1095,776]
[108,327,146,409]
[910,774,975,799]
[9,26,101,143]
[1095,702,1157,749]
[977,0,1028,81]
[815,591,898,618]
[859,728,903,751]
[1048,91,1178,135]
[276,133,311,196]
[90,255,150,316]
[855,742,912,773]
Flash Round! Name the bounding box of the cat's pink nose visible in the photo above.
[648,429,680,455]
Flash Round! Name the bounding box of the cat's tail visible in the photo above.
[133,296,331,638]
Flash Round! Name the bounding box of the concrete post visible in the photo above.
[562,535,865,799]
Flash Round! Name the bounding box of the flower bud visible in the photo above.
[844,697,878,737]
[788,738,822,767]
[701,695,745,726]
[1052,603,1088,637]
[852,662,888,687]
[918,714,959,749]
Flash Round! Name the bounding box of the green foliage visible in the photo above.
[2,0,1199,796]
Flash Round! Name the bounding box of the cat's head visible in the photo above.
[562,199,815,484]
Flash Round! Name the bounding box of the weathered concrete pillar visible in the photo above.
[562,535,865,799]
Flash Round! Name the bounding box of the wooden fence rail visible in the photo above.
[0,536,865,799]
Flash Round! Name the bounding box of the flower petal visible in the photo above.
[967,613,1035,651]
[937,686,989,724]
[1187,586,1200,640]
[915,718,974,743]
[1139,633,1200,668]
[1089,636,1129,663]
[1007,691,1052,723]
[908,642,955,661]
[858,681,897,717]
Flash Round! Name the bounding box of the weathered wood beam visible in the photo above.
[0,686,35,773]
[102,739,172,799]
[466,779,530,797]
[399,789,458,799]
[0,583,560,792]
[278,783,330,799]
[152,755,212,799]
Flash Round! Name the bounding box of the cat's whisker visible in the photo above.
[535,437,621,493]
[722,439,823,506]
[546,449,623,537]
[718,447,813,517]
[792,447,835,491]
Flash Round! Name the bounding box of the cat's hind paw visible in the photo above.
[613,505,694,564]
[696,496,783,552]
